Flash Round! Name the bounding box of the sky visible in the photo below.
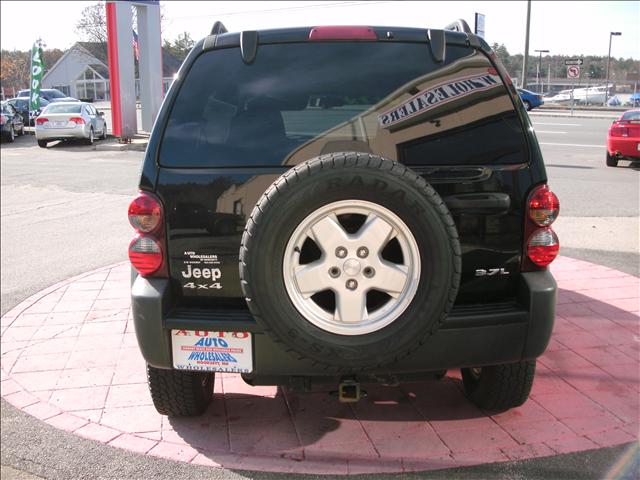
[1,0,639,59]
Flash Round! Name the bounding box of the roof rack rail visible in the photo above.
[210,21,228,36]
[444,19,472,34]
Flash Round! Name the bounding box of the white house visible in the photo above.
[42,42,181,102]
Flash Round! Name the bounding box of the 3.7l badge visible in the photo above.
[475,268,510,276]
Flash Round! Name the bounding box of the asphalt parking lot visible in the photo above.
[1,115,638,479]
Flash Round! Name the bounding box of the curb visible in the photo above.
[1,257,638,475]
[530,112,620,119]
[94,142,148,152]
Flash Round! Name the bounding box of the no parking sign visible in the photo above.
[567,65,580,79]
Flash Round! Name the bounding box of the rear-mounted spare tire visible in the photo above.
[240,153,461,371]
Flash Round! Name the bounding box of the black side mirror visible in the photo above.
[98,111,104,117]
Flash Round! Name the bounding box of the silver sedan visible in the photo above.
[35,102,107,148]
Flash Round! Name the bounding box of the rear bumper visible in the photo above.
[607,137,640,159]
[132,270,556,376]
[35,125,90,140]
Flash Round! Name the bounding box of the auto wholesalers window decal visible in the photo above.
[377,70,502,128]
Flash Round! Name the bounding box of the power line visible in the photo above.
[170,1,391,21]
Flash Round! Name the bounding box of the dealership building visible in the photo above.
[41,41,181,102]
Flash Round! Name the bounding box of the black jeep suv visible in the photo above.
[129,21,560,417]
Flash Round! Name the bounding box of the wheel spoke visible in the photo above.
[356,214,396,253]
[308,214,348,253]
[294,261,331,298]
[370,261,408,298]
[334,289,368,323]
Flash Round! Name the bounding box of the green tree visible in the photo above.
[491,43,512,71]
[163,32,195,61]
[588,64,604,79]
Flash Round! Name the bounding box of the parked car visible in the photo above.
[17,88,78,103]
[130,20,560,417]
[6,97,50,125]
[625,93,640,108]
[606,109,640,167]
[517,88,544,111]
[35,102,107,148]
[1,101,25,142]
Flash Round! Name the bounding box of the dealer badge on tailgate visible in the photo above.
[171,330,253,373]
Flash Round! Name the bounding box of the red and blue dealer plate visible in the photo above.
[171,330,253,373]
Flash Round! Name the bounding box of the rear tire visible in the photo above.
[85,128,94,145]
[101,125,107,140]
[18,124,25,136]
[8,127,15,142]
[606,153,618,167]
[461,360,536,411]
[523,100,532,111]
[37,140,48,148]
[147,365,214,417]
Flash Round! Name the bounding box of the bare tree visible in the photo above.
[76,2,166,45]
[75,2,108,44]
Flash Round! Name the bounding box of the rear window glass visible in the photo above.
[44,104,82,114]
[45,89,67,99]
[621,111,640,121]
[160,42,526,168]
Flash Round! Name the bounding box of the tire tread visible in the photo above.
[147,365,213,417]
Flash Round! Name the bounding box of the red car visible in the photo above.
[606,109,640,167]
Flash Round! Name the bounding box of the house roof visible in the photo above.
[44,41,182,82]
[77,41,182,77]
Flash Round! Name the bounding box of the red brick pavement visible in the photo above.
[1,257,638,474]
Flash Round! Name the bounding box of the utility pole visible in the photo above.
[522,0,531,89]
[604,31,622,105]
[535,49,549,93]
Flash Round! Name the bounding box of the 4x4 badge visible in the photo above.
[475,268,510,276]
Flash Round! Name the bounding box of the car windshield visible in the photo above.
[621,111,640,121]
[44,104,82,114]
[45,89,67,99]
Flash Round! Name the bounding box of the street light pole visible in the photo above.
[522,0,531,89]
[604,31,622,105]
[535,49,549,93]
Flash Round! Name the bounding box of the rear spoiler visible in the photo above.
[204,18,484,65]
[444,19,472,34]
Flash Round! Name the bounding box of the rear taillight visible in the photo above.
[527,228,560,267]
[36,117,48,125]
[128,191,167,277]
[129,236,164,275]
[128,193,162,233]
[309,26,377,41]
[610,125,629,137]
[523,184,560,270]
[529,184,560,226]
[69,117,85,125]
[0,115,6,125]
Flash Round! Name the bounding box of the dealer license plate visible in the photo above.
[171,330,253,373]
[636,143,640,151]
[46,121,67,128]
